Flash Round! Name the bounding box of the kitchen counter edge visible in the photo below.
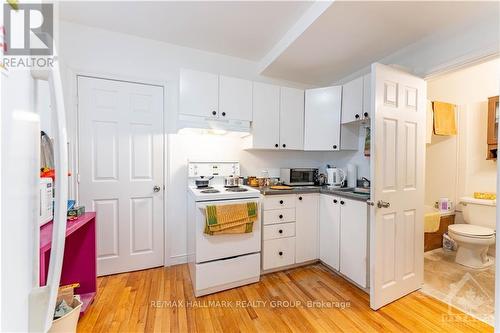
[259,186,370,202]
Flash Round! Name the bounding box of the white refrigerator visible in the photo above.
[1,57,69,331]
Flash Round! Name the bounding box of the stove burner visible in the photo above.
[226,187,248,192]
[197,186,214,190]
[200,189,220,194]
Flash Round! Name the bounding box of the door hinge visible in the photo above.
[77,173,80,183]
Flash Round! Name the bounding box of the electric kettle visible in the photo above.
[326,167,346,188]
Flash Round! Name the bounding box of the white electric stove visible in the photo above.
[186,161,262,297]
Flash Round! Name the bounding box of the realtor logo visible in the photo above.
[3,3,53,55]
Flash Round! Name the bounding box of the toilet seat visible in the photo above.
[448,224,495,238]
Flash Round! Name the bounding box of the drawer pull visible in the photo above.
[278,251,283,256]
[278,229,283,234]
[298,196,302,201]
[279,214,283,219]
[333,199,338,204]
[279,200,284,205]
[340,200,345,205]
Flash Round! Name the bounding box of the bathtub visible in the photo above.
[424,205,455,252]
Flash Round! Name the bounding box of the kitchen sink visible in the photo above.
[353,187,370,194]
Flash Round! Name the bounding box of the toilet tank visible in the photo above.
[461,197,496,229]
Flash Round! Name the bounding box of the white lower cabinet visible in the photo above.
[262,193,319,270]
[339,198,368,288]
[319,194,340,270]
[295,194,319,263]
[319,194,368,288]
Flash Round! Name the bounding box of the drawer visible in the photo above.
[263,195,295,210]
[263,223,295,240]
[262,237,295,270]
[195,253,260,294]
[263,208,295,225]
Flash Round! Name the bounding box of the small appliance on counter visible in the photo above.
[39,178,54,226]
[280,168,319,186]
[347,164,358,188]
[326,165,346,188]
[437,198,453,213]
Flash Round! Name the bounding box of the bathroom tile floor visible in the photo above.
[422,248,495,325]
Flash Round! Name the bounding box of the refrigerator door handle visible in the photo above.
[29,52,69,332]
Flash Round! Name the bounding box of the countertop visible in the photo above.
[259,186,370,202]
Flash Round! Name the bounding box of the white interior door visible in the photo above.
[78,76,164,276]
[370,63,426,309]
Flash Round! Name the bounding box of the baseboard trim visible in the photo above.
[167,254,188,266]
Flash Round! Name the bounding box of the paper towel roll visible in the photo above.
[347,164,357,188]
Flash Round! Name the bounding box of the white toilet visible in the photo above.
[448,197,496,269]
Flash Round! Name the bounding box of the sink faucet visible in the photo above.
[362,177,371,188]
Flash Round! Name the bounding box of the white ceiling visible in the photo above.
[59,1,312,61]
[262,1,500,85]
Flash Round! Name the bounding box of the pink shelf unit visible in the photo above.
[40,212,97,316]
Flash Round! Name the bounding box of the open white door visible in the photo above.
[370,63,426,310]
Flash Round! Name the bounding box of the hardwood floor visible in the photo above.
[77,264,493,332]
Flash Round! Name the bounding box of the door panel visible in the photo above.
[319,195,340,270]
[251,82,280,149]
[295,194,319,262]
[280,87,304,150]
[219,75,252,121]
[370,63,425,310]
[78,76,164,276]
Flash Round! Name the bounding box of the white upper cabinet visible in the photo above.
[304,86,342,151]
[250,82,280,149]
[341,76,363,124]
[295,194,319,263]
[179,69,218,118]
[362,73,371,119]
[279,87,304,150]
[219,75,252,121]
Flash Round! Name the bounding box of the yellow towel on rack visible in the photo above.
[433,101,457,136]
[474,192,496,200]
[204,202,258,235]
[424,212,441,233]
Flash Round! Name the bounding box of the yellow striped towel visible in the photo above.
[204,202,258,235]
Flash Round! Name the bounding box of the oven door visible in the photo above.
[195,198,262,263]
[289,168,316,185]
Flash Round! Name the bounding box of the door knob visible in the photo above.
[153,185,161,192]
[377,200,390,208]
[366,200,375,206]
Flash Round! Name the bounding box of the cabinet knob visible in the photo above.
[282,144,286,148]
[279,200,284,204]
[278,251,283,256]
[222,112,226,117]
[364,112,369,117]
[279,229,283,234]
[340,200,345,205]
[333,199,338,204]
[279,214,283,219]
[212,111,217,116]
[298,196,302,201]
[333,145,337,149]
[355,114,360,119]
[275,144,279,148]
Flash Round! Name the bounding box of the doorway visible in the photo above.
[77,76,165,276]
[421,58,499,325]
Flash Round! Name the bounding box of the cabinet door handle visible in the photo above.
[340,200,345,205]
[355,114,360,119]
[279,214,283,219]
[333,145,337,149]
[278,251,283,256]
[279,229,283,234]
[279,200,284,204]
[298,196,302,201]
[282,144,286,148]
[333,199,338,204]
[275,144,279,148]
[364,112,369,117]
[221,112,226,117]
[212,111,217,116]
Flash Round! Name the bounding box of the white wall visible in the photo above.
[58,21,366,264]
[426,58,499,213]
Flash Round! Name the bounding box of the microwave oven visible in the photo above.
[280,168,319,186]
